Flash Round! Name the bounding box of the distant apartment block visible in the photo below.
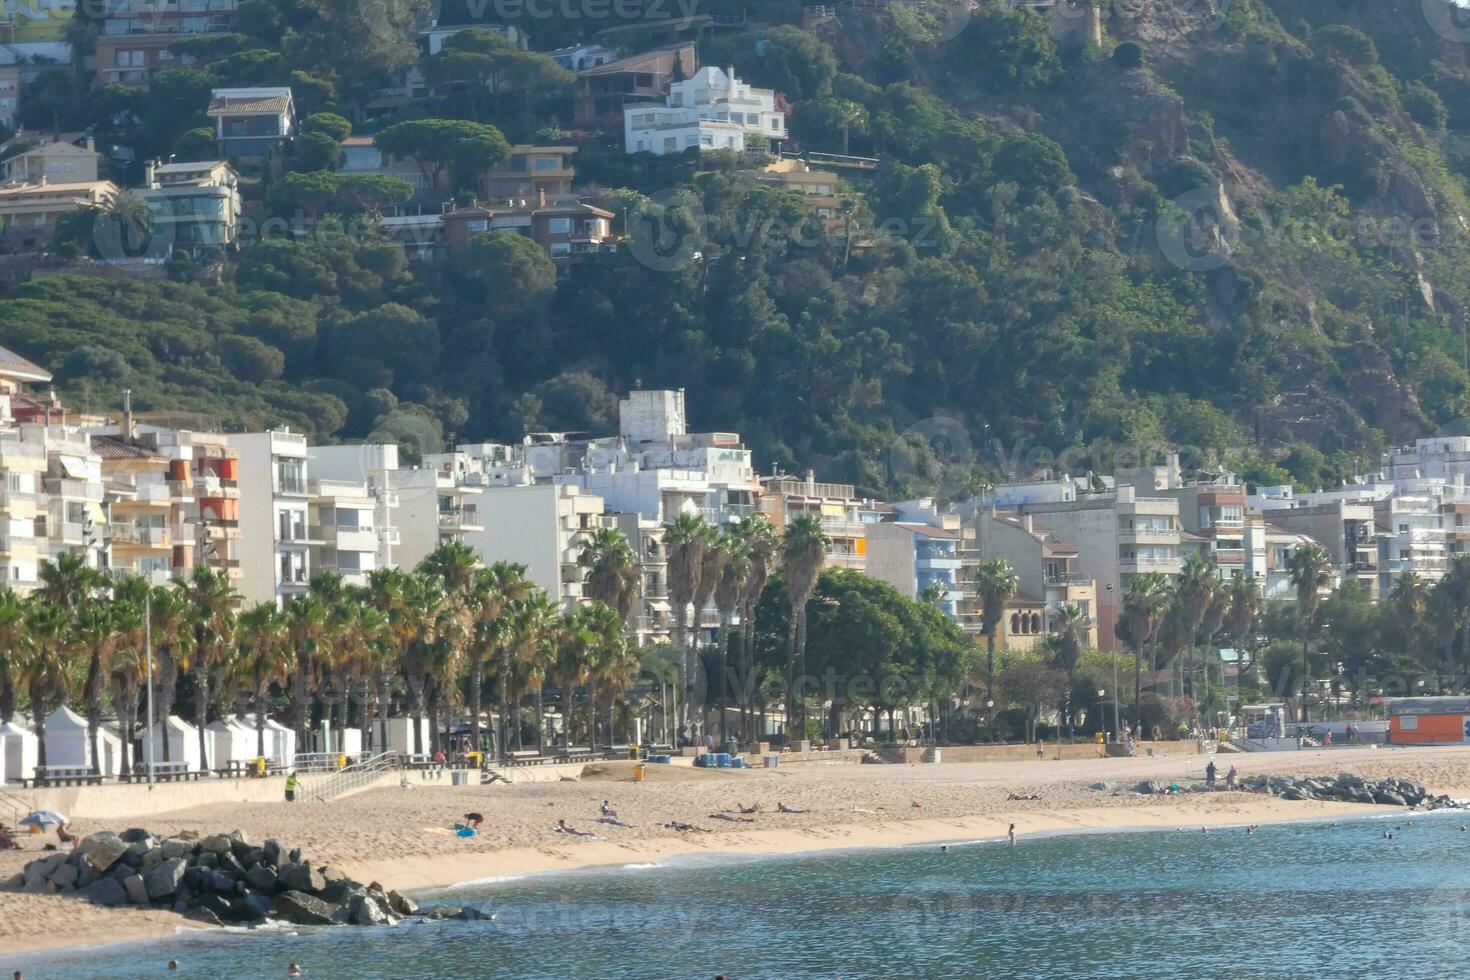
[625,67,786,155]
[574,43,695,130]
[208,87,294,162]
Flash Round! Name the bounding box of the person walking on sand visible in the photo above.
[284,771,300,803]
[1008,823,1016,846]
[1226,766,1237,790]
[1034,740,1044,760]
[1205,760,1217,789]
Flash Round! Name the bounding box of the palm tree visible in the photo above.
[24,603,74,770]
[1048,603,1089,726]
[419,543,481,755]
[0,589,28,724]
[73,602,117,776]
[736,517,778,742]
[691,530,728,737]
[584,602,635,747]
[551,609,594,752]
[38,554,104,612]
[1390,571,1429,656]
[712,530,750,744]
[284,592,327,753]
[974,558,1018,715]
[509,591,557,753]
[1224,573,1261,674]
[781,515,828,741]
[146,587,190,762]
[106,594,147,778]
[578,527,641,622]
[665,513,713,741]
[180,566,238,766]
[368,567,413,751]
[237,604,289,759]
[1117,572,1170,734]
[468,562,530,760]
[1285,543,1333,722]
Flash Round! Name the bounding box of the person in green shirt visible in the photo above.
[285,772,300,802]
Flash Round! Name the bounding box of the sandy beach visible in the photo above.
[5,744,1469,961]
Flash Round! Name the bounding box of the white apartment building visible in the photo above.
[141,426,243,587]
[390,454,485,570]
[308,444,401,585]
[463,483,605,611]
[226,429,311,605]
[34,423,108,568]
[625,67,786,155]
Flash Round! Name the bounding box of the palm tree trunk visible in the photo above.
[535,689,545,755]
[427,692,440,759]
[34,704,47,770]
[469,653,483,759]
[563,683,575,752]
[119,691,136,778]
[195,668,211,770]
[1133,644,1143,738]
[718,623,729,746]
[255,692,268,759]
[786,602,800,743]
[740,605,755,744]
[377,672,391,754]
[0,664,14,724]
[675,610,689,743]
[497,649,510,763]
[86,654,102,776]
[408,672,426,756]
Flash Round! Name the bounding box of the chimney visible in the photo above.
[537,187,545,208]
[122,387,135,441]
[805,469,815,496]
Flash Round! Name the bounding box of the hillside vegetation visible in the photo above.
[11,0,1470,493]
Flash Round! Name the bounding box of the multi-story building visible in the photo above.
[208,87,294,162]
[94,0,238,87]
[226,429,311,605]
[1247,486,1379,596]
[137,160,241,259]
[757,473,886,571]
[442,197,616,263]
[973,509,1099,650]
[574,43,696,130]
[865,518,964,619]
[992,476,1182,650]
[2,135,102,184]
[390,454,485,570]
[625,66,786,155]
[308,443,401,583]
[0,62,19,129]
[33,423,109,568]
[755,161,847,234]
[479,145,575,203]
[464,483,605,611]
[92,426,181,586]
[142,426,242,585]
[551,42,615,73]
[0,179,117,252]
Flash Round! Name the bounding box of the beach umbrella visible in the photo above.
[19,810,66,828]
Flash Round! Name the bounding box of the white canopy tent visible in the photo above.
[384,717,429,756]
[42,706,123,775]
[138,716,205,771]
[239,715,296,766]
[0,723,39,784]
[205,718,256,768]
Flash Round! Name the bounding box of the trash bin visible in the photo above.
[250,758,267,778]
[764,755,779,769]
[633,764,647,783]
[451,770,469,787]
[466,751,483,769]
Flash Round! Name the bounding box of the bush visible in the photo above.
[1112,42,1144,70]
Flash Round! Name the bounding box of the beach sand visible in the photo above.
[5,743,1469,960]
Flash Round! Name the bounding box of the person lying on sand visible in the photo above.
[553,819,600,839]
[777,803,804,814]
[1006,793,1042,801]
[710,813,754,823]
[738,803,762,814]
[597,815,634,828]
[662,821,710,833]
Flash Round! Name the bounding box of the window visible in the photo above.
[533,157,560,171]
[634,72,653,87]
[662,137,676,152]
[549,242,571,257]
[547,217,571,234]
[466,219,488,232]
[770,118,780,131]
[275,458,306,495]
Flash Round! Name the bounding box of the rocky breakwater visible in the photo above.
[4,829,490,928]
[1237,773,1461,810]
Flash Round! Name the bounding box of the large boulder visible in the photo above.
[159,838,193,861]
[119,828,152,844]
[320,880,365,905]
[272,890,341,926]
[189,892,235,920]
[49,862,79,890]
[262,839,282,868]
[145,857,187,901]
[348,893,393,926]
[245,865,279,893]
[80,834,131,873]
[77,877,128,907]
[232,891,273,922]
[278,863,325,894]
[123,874,149,906]
[200,834,233,855]
[387,890,418,917]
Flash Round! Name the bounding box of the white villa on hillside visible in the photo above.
[624,66,785,155]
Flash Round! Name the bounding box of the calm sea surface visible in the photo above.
[16,812,1470,978]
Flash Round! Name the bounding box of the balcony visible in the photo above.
[44,478,103,502]
[1119,556,1181,574]
[0,488,34,512]
[105,566,174,586]
[438,510,483,533]
[194,474,238,498]
[313,524,377,553]
[826,552,864,569]
[109,524,171,548]
[1117,528,1177,544]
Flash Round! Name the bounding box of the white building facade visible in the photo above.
[625,67,785,155]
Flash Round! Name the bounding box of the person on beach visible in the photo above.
[57,821,79,849]
[287,963,303,977]
[284,771,300,803]
[738,803,761,814]
[554,819,598,838]
[1225,767,1237,790]
[1034,740,1044,760]
[711,812,753,823]
[1205,761,1217,789]
[1008,824,1017,845]
[464,812,484,830]
[599,800,618,819]
[778,802,804,813]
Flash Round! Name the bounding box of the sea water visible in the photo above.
[16,813,1470,978]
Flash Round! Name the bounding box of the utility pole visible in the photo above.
[145,590,155,787]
